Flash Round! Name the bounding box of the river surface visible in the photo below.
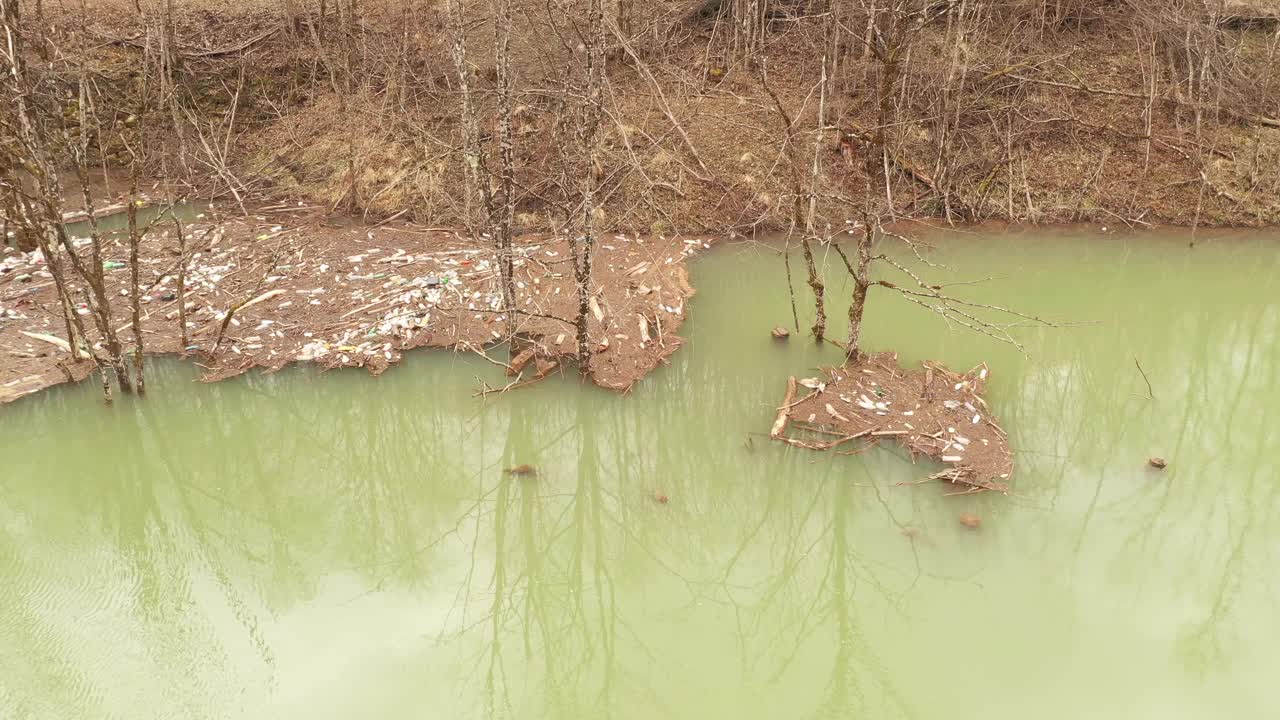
[2,228,1278,719]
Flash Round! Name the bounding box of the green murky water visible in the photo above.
[2,229,1278,719]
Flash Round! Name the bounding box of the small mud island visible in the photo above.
[771,353,1013,492]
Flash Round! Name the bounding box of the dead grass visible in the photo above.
[41,0,1280,231]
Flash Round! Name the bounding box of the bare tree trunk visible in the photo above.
[68,165,134,391]
[871,38,902,178]
[572,236,594,370]
[3,0,70,347]
[446,0,496,241]
[798,4,835,344]
[493,0,517,321]
[756,29,826,343]
[4,0,133,391]
[572,0,607,372]
[866,2,913,191]
[801,30,828,343]
[731,0,766,59]
[69,75,134,391]
[174,216,189,352]
[845,221,874,361]
[805,0,833,235]
[861,1,876,61]
[1,154,33,250]
[617,0,633,36]
[24,206,86,363]
[800,238,825,341]
[126,163,146,395]
[160,0,191,187]
[284,0,305,36]
[336,0,358,212]
[5,162,113,398]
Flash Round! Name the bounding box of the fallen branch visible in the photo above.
[928,467,1009,494]
[770,376,797,439]
[1134,356,1155,400]
[473,372,551,397]
[461,341,515,373]
[209,288,286,352]
[20,330,88,359]
[775,430,871,452]
[507,347,536,376]
[192,32,279,57]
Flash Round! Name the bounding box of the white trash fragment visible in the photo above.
[799,377,826,392]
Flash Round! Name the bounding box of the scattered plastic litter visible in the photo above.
[1,219,708,401]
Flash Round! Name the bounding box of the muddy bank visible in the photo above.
[0,210,707,404]
[770,352,1013,492]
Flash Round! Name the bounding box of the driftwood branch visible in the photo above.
[770,375,797,439]
[210,288,286,352]
[1134,356,1155,400]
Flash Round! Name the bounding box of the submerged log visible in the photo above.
[534,357,559,379]
[507,347,536,376]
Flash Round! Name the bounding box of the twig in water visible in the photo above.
[461,341,515,373]
[1133,356,1155,400]
[473,373,550,397]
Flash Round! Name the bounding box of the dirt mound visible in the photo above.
[770,352,1013,493]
